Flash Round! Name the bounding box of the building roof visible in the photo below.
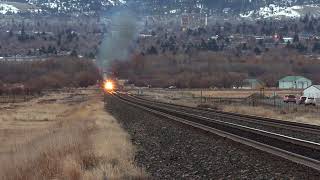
[308,85,320,90]
[314,85,320,90]
[279,76,311,82]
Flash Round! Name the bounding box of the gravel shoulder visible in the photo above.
[106,95,320,179]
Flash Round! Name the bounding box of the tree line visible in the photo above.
[112,49,320,88]
[0,57,101,95]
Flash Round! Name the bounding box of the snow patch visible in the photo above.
[108,0,126,6]
[170,9,177,14]
[43,2,58,9]
[0,3,19,14]
[257,4,302,18]
[109,0,115,6]
[240,4,305,19]
[26,0,127,14]
[240,10,254,18]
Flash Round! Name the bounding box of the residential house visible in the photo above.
[279,76,312,89]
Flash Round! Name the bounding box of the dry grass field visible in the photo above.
[185,89,302,98]
[0,89,146,180]
[131,88,320,126]
[130,88,302,98]
[222,105,320,126]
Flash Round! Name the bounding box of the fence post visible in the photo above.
[200,90,203,104]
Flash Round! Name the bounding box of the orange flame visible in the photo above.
[104,80,114,91]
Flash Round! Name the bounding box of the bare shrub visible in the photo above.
[112,50,320,88]
[0,57,101,92]
[74,71,100,88]
[279,110,287,114]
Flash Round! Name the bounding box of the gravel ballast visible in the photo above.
[105,95,320,179]
[139,95,320,143]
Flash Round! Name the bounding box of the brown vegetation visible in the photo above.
[0,57,101,95]
[113,49,320,88]
[0,89,146,179]
[129,88,301,99]
[130,88,320,126]
[174,89,301,98]
[0,16,102,57]
[222,105,320,126]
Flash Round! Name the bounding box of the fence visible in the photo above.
[0,95,37,103]
[197,96,320,113]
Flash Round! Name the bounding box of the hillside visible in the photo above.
[0,0,126,14]
[2,0,320,18]
[138,0,320,19]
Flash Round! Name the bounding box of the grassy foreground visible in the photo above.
[0,89,145,179]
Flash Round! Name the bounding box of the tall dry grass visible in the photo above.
[223,105,320,126]
[134,88,319,126]
[0,91,146,180]
[129,88,302,98]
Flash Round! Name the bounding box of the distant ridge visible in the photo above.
[2,0,320,19]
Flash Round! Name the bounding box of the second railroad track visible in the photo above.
[109,92,320,171]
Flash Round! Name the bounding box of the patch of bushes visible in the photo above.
[112,50,320,88]
[0,57,102,94]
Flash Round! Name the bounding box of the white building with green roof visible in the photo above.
[278,76,312,89]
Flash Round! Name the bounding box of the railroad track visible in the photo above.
[108,92,320,171]
[129,94,320,142]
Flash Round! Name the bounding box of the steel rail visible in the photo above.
[129,94,320,135]
[122,94,320,151]
[109,93,320,171]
